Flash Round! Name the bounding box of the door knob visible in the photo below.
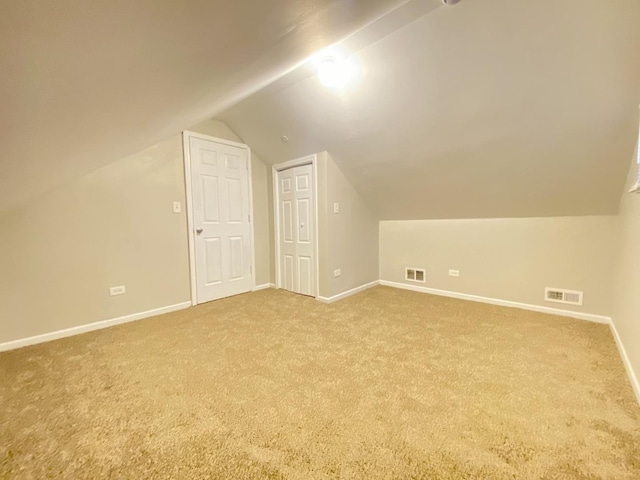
[196,227,203,235]
[300,223,305,228]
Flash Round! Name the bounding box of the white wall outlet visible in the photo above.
[449,269,460,277]
[333,203,340,214]
[172,201,182,213]
[110,285,126,296]
[333,269,341,278]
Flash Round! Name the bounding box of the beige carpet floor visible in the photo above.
[1,286,639,479]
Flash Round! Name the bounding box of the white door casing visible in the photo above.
[184,133,253,304]
[277,163,316,296]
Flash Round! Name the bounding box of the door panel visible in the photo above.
[297,198,310,243]
[201,149,217,166]
[202,176,220,222]
[204,238,222,285]
[189,136,252,303]
[296,173,309,191]
[225,153,240,170]
[281,177,292,193]
[278,164,315,297]
[282,200,293,243]
[298,256,312,295]
[226,178,242,222]
[284,255,294,291]
[229,236,244,280]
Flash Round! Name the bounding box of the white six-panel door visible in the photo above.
[278,164,315,296]
[188,136,252,304]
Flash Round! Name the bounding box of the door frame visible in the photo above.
[182,130,256,306]
[272,154,320,299]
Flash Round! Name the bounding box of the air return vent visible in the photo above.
[405,267,426,283]
[545,288,583,306]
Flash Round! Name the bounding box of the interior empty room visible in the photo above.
[1,0,639,478]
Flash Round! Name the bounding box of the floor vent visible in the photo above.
[545,288,583,306]
[405,268,426,283]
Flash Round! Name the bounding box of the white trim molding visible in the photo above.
[182,132,198,306]
[0,302,191,352]
[609,321,640,405]
[629,105,640,194]
[379,280,611,324]
[254,283,275,291]
[318,280,379,304]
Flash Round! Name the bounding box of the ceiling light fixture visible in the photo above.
[317,55,354,88]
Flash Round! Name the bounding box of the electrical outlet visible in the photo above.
[172,201,182,213]
[110,285,126,296]
[333,269,341,278]
[333,203,340,214]
[449,270,460,277]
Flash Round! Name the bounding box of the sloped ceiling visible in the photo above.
[219,0,640,220]
[0,0,407,214]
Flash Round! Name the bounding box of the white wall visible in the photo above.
[380,216,617,316]
[0,120,273,345]
[612,149,640,396]
[316,152,379,299]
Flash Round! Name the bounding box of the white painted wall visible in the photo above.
[317,152,379,299]
[379,216,617,317]
[0,120,273,345]
[611,148,640,396]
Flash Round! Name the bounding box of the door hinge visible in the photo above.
[250,265,253,274]
[248,214,251,222]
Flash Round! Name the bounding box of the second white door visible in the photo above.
[278,164,316,296]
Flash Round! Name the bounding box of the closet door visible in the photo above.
[277,164,315,296]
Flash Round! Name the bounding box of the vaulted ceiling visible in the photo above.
[0,0,406,213]
[4,0,640,220]
[220,0,640,219]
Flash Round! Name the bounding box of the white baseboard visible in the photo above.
[609,321,640,405]
[379,280,611,324]
[379,280,637,405]
[318,280,380,304]
[0,301,192,352]
[254,283,275,291]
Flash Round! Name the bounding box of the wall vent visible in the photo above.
[545,288,583,306]
[405,267,426,283]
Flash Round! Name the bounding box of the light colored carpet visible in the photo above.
[1,286,639,479]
